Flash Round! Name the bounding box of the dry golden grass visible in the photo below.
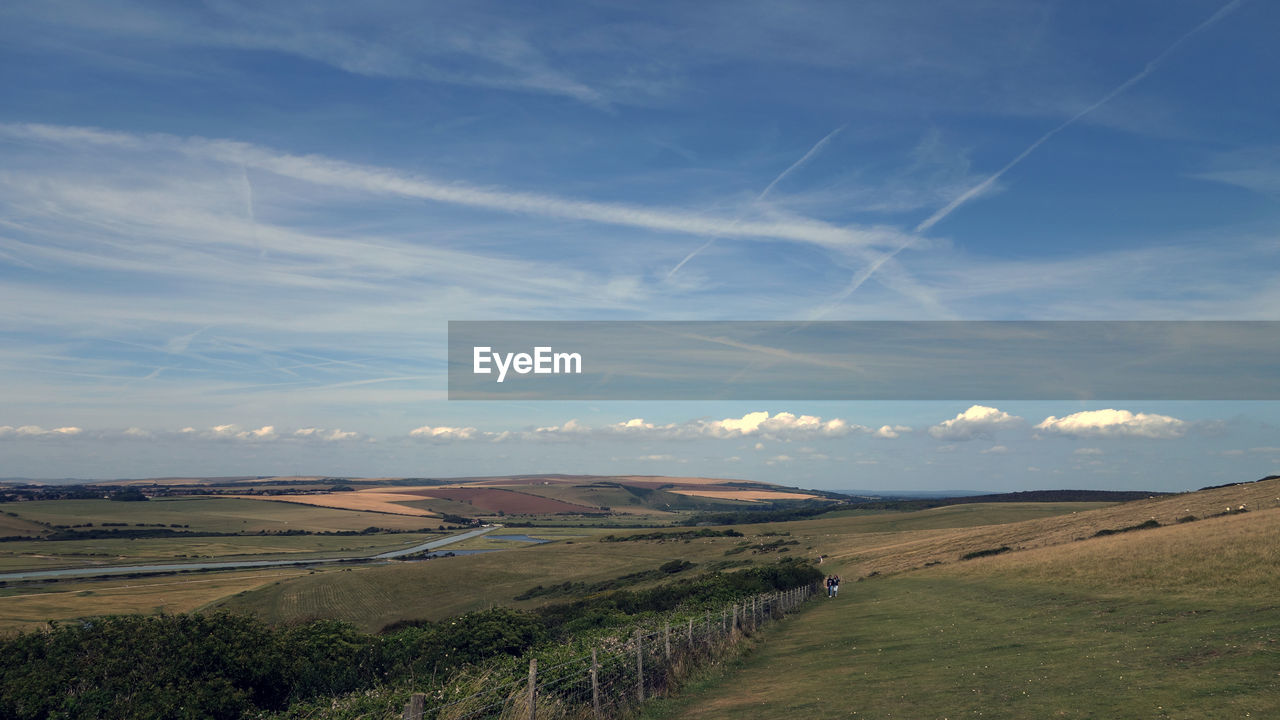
[224,492,438,517]
[816,478,1280,578]
[944,504,1280,599]
[0,568,312,633]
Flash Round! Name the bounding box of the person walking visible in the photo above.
[825,575,834,597]
[831,575,840,598]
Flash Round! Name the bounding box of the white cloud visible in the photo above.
[293,427,360,442]
[409,425,480,441]
[0,423,356,443]
[197,424,280,441]
[874,424,912,439]
[0,425,83,439]
[250,425,276,439]
[0,123,911,255]
[1074,447,1103,456]
[1034,409,1187,439]
[697,411,864,440]
[538,411,866,442]
[928,405,1021,441]
[981,445,1009,454]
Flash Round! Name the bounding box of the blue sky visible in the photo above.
[1,0,1277,490]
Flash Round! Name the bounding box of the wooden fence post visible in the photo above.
[591,649,601,719]
[635,629,645,703]
[705,610,711,646]
[402,693,425,720]
[687,617,693,646]
[527,657,537,720]
[731,603,737,631]
[664,621,671,662]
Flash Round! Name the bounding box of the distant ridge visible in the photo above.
[846,489,1169,512]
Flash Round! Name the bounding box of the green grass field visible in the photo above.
[7,481,1276,680]
[0,513,46,536]
[0,532,440,573]
[0,568,316,633]
[3,497,440,534]
[206,502,1103,632]
[645,507,1280,720]
[208,530,758,631]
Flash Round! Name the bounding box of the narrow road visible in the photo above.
[0,524,502,582]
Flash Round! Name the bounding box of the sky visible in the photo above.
[1,0,1277,491]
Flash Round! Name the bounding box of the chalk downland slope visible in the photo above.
[655,479,1280,720]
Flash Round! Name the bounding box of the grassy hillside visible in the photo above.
[0,513,45,536]
[207,531,748,631]
[0,569,315,633]
[209,502,1100,632]
[806,479,1280,577]
[0,532,438,573]
[646,488,1280,719]
[2,497,439,534]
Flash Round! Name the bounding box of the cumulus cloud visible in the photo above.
[928,405,1021,441]
[201,424,279,441]
[409,424,480,441]
[1034,409,1187,439]
[0,423,363,443]
[703,411,858,439]
[0,425,83,439]
[295,427,362,442]
[511,411,867,442]
[981,445,1009,454]
[874,424,912,439]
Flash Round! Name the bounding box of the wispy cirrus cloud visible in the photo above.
[0,123,909,254]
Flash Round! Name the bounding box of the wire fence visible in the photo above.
[402,582,820,720]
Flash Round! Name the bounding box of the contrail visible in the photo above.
[915,0,1247,234]
[807,238,915,321]
[667,125,846,278]
[240,163,265,257]
[758,125,846,202]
